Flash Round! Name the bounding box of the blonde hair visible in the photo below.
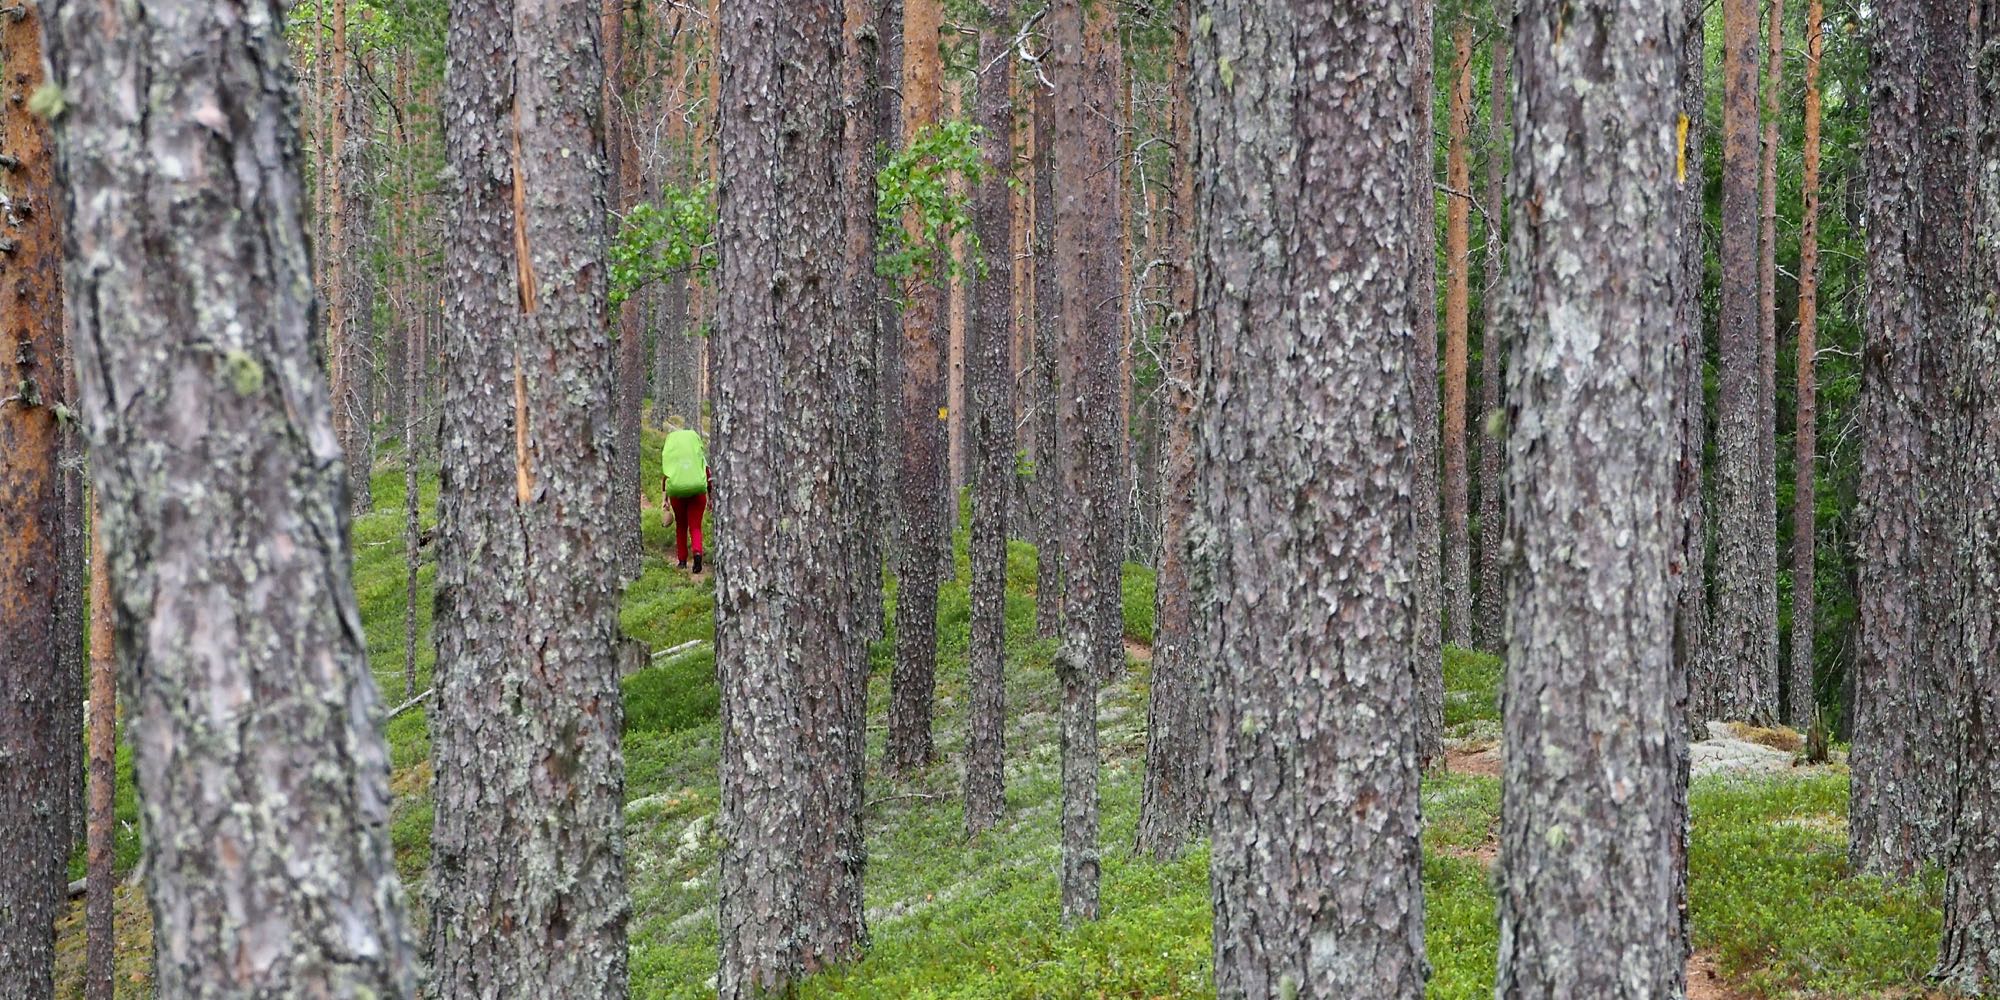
[664,413,687,432]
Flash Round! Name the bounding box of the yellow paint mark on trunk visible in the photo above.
[1677,113,1691,184]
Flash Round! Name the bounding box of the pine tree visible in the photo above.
[0,5,72,992]
[889,0,948,775]
[1443,18,1475,651]
[1850,0,1973,878]
[1411,0,1447,773]
[83,504,115,1000]
[965,4,1017,838]
[1197,1,1428,991]
[1032,66,1065,641]
[1676,0,1714,736]
[711,0,864,987]
[1709,0,1778,723]
[1937,5,2000,984]
[1494,0,1688,988]
[1476,9,1511,655]
[1759,0,1785,720]
[329,0,377,515]
[1049,0,1125,923]
[1789,0,1824,728]
[1136,0,1207,862]
[41,0,422,991]
[428,0,630,994]
[607,0,646,581]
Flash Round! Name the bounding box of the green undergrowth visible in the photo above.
[60,439,1948,999]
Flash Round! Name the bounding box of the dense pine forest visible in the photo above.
[2,0,1998,997]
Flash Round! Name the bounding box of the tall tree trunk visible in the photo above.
[1032,76,1064,639]
[1671,0,1708,971]
[1850,0,1973,878]
[58,297,86,856]
[1759,0,1785,721]
[1477,18,1511,655]
[0,4,70,991]
[875,0,906,585]
[1011,65,1036,535]
[1050,0,1124,925]
[1678,0,1716,733]
[428,1,630,995]
[965,11,1016,838]
[1197,2,1427,993]
[1411,0,1447,774]
[1495,0,1688,989]
[1135,0,1206,862]
[330,0,377,515]
[607,0,646,582]
[888,0,947,776]
[84,503,114,1000]
[862,0,902,643]
[403,205,426,703]
[1711,0,1777,723]
[795,0,881,967]
[948,77,969,503]
[314,1,332,313]
[650,5,696,425]
[42,1,422,992]
[1935,0,2000,985]
[1443,19,1475,651]
[714,0,863,986]
[1789,0,1823,728]
[1117,60,1142,569]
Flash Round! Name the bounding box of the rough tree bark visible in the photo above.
[84,504,114,1000]
[1011,66,1035,534]
[1759,0,1785,721]
[1136,0,1206,862]
[713,0,863,988]
[607,0,646,581]
[860,0,901,643]
[402,241,424,701]
[888,0,947,776]
[0,3,70,991]
[1789,0,1823,728]
[1711,0,1778,723]
[1850,0,1972,877]
[331,0,376,515]
[1033,70,1064,640]
[58,286,86,856]
[648,11,699,430]
[1443,18,1475,651]
[1411,0,1446,774]
[1494,0,1687,990]
[1197,0,1428,993]
[794,0,878,967]
[1476,16,1511,655]
[1670,0,1708,967]
[965,9,1016,838]
[41,0,422,993]
[428,0,630,995]
[1678,0,1716,736]
[1937,5,2000,985]
[1050,0,1124,925]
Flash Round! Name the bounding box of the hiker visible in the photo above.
[660,419,709,574]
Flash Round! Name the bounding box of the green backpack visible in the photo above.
[661,429,709,498]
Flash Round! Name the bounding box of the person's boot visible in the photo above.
[692,552,703,576]
[677,557,688,571]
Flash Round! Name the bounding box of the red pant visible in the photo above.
[669,493,707,563]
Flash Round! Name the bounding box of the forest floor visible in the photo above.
[53,427,1953,998]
